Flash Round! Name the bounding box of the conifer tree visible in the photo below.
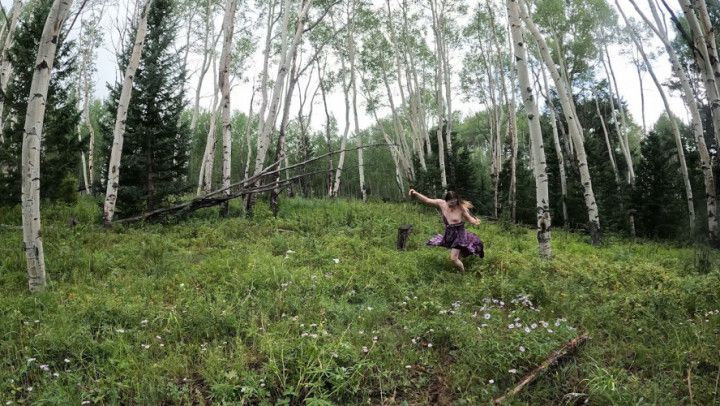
[0,0,80,205]
[102,0,189,216]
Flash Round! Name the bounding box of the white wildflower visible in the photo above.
[141,319,149,326]
[508,369,517,374]
[508,324,514,329]
[362,346,369,353]
[524,327,531,333]
[39,364,50,372]
[427,343,433,348]
[26,387,32,392]
[531,323,538,329]
[519,346,526,353]
[53,372,60,378]
[405,365,412,369]
[333,258,340,264]
[64,358,70,363]
[26,358,36,364]
[141,344,150,349]
[488,379,495,384]
[115,328,125,333]
[484,313,491,320]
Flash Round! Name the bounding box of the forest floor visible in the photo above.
[1,198,719,405]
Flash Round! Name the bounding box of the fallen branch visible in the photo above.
[112,145,387,225]
[114,169,325,224]
[494,333,590,405]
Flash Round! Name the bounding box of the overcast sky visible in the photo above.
[2,0,689,135]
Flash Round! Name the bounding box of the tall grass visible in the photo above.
[1,198,718,404]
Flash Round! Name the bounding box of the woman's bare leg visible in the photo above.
[450,249,465,272]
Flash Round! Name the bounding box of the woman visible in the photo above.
[409,189,484,272]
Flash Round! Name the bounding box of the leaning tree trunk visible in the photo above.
[190,0,219,132]
[348,2,366,201]
[331,59,351,198]
[103,0,154,227]
[594,96,620,183]
[247,0,310,212]
[519,0,601,245]
[604,46,635,185]
[617,0,695,231]
[508,0,551,258]
[0,0,23,144]
[630,0,717,243]
[218,0,238,217]
[429,0,447,190]
[678,0,720,148]
[22,0,73,293]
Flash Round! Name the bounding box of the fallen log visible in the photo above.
[493,333,590,405]
[113,144,388,225]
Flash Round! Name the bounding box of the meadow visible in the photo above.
[1,198,719,405]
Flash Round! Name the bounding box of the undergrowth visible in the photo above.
[0,198,718,405]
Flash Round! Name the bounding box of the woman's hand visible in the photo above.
[470,217,481,226]
[408,189,416,198]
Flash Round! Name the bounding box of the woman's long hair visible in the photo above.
[444,191,474,210]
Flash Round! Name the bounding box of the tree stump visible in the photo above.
[397,225,413,251]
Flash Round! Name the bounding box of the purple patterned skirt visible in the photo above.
[427,222,484,258]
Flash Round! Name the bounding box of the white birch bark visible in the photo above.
[617,0,695,230]
[429,0,447,190]
[197,57,219,196]
[22,0,73,292]
[678,0,720,148]
[218,0,237,216]
[190,0,221,131]
[508,0,551,257]
[630,0,716,241]
[102,0,153,227]
[331,55,351,198]
[0,0,23,144]
[349,2,366,201]
[595,96,620,183]
[251,0,310,184]
[254,0,277,158]
[604,46,635,184]
[519,0,601,244]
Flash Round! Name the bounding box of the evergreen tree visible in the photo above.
[0,0,80,205]
[102,0,189,215]
[414,124,485,209]
[632,130,687,239]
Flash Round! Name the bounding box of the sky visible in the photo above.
[1,0,690,136]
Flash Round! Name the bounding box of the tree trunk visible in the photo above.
[0,0,23,145]
[22,0,74,293]
[190,0,220,132]
[519,0,601,245]
[602,48,634,185]
[617,0,695,231]
[678,0,720,149]
[429,0,447,190]
[595,96,620,183]
[218,0,237,216]
[349,2,366,201]
[103,0,154,227]
[331,58,351,198]
[631,0,716,242]
[242,86,256,183]
[318,61,334,196]
[248,0,311,211]
[197,52,219,196]
[254,0,277,162]
[508,0,551,258]
[634,55,647,134]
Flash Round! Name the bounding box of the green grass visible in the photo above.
[1,198,719,405]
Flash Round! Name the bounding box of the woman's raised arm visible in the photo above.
[409,189,443,207]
